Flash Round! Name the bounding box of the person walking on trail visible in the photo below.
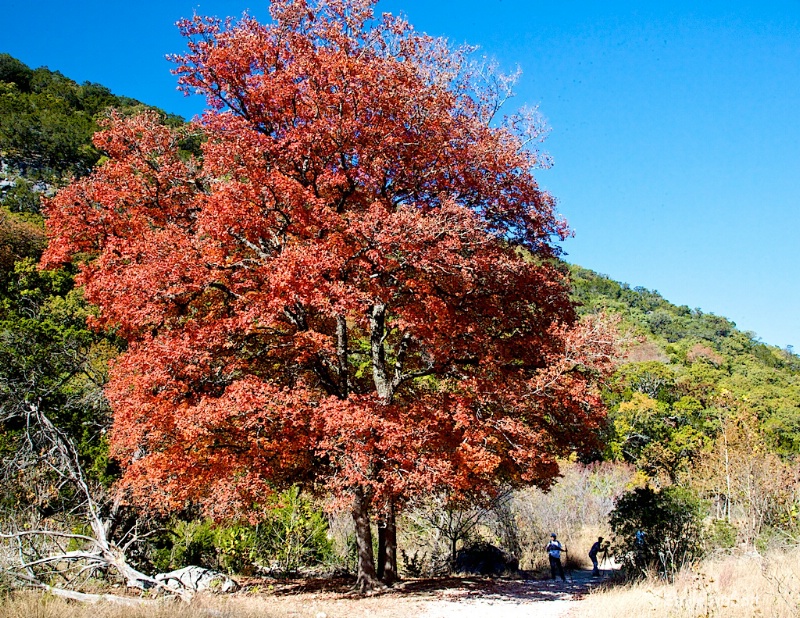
[546,533,567,581]
[589,536,604,577]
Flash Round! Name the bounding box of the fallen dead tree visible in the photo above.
[0,244,233,603]
[6,571,163,607]
[0,400,194,603]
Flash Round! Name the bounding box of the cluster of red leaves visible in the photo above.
[42,0,617,519]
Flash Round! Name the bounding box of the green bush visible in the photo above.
[147,487,335,575]
[216,524,263,575]
[708,519,737,550]
[755,525,800,553]
[153,519,218,572]
[609,486,704,580]
[260,486,334,572]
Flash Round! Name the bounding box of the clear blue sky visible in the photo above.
[4,0,799,349]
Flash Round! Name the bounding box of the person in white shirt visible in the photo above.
[545,532,567,581]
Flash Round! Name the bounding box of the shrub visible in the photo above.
[708,519,737,550]
[609,486,704,580]
[259,486,334,572]
[149,487,336,575]
[215,524,263,575]
[151,519,218,572]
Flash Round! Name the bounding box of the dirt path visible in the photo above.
[224,568,609,618]
[416,569,601,618]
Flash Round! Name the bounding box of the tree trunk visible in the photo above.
[382,500,398,585]
[369,303,391,401]
[377,519,386,580]
[352,487,381,593]
[376,501,398,584]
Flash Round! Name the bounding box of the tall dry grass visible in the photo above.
[513,461,636,571]
[575,548,800,618]
[0,594,266,618]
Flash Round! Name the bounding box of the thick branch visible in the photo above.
[390,331,435,392]
[312,356,342,398]
[336,313,350,399]
[229,229,271,261]
[27,578,162,607]
[283,303,308,330]
[370,303,391,402]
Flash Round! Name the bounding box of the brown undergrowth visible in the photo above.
[572,548,800,618]
[0,589,424,618]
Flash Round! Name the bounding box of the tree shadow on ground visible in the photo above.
[240,567,616,602]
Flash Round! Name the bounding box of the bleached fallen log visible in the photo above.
[40,585,162,607]
[156,566,239,593]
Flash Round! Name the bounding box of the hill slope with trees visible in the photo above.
[572,264,799,455]
[572,264,800,545]
[0,53,183,470]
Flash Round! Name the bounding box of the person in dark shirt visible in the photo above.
[589,536,604,576]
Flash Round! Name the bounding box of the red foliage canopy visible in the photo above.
[43,0,615,522]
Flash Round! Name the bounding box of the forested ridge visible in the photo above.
[572,264,800,461]
[1,50,798,593]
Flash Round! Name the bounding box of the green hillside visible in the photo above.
[572,264,800,477]
[0,53,182,215]
[0,55,180,498]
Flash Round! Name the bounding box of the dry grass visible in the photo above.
[0,591,432,618]
[519,526,607,575]
[0,576,477,618]
[572,548,800,618]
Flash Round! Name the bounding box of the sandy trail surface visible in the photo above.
[228,568,609,618]
[417,569,600,618]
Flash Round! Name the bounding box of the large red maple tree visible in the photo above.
[43,0,616,590]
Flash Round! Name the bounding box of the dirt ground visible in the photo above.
[0,568,613,618]
[234,567,607,618]
[414,570,597,618]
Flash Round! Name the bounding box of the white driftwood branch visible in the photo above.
[0,402,193,602]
